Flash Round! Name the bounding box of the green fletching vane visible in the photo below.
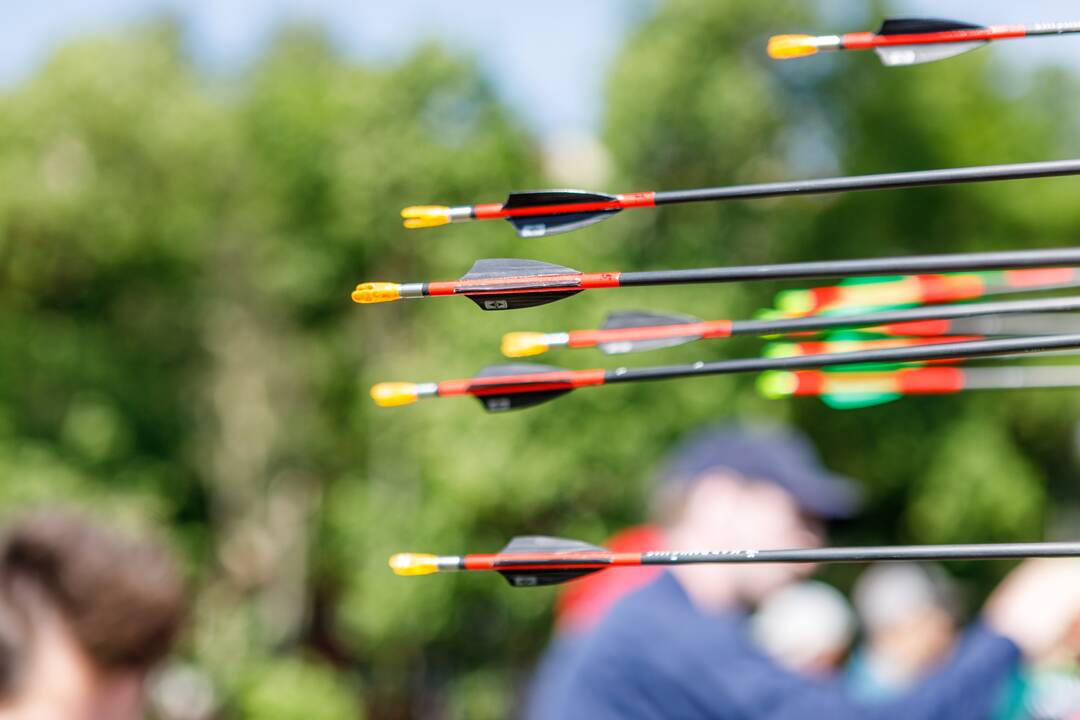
[837,275,906,287]
[822,392,902,410]
[828,362,923,373]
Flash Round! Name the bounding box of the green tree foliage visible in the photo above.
[1,2,1079,718]
[0,24,537,718]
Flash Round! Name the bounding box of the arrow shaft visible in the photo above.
[733,295,1080,336]
[785,366,1080,397]
[617,247,1080,288]
[567,320,733,348]
[469,192,655,221]
[789,267,1080,315]
[834,22,1080,51]
[777,337,981,359]
[841,25,1026,50]
[559,295,1080,352]
[393,248,1080,304]
[436,369,605,399]
[604,334,1080,385]
[866,312,1080,338]
[450,160,1080,223]
[433,335,1080,400]
[1025,21,1080,36]
[962,365,1080,389]
[649,159,1080,206]
[444,542,1080,574]
[641,542,1080,564]
[423,272,619,298]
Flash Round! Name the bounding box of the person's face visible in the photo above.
[1,608,146,720]
[674,473,825,604]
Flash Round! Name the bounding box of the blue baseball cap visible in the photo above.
[656,424,862,519]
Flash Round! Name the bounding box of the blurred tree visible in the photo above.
[1,1,1079,719]
[0,25,221,542]
[0,21,539,720]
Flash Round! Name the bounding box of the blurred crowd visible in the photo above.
[524,425,1080,720]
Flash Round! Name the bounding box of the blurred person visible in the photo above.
[846,563,961,701]
[524,525,665,720]
[553,525,666,636]
[750,580,856,676]
[0,509,186,720]
[535,424,1080,720]
[991,603,1080,719]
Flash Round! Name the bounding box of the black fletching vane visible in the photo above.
[460,258,583,311]
[466,292,582,311]
[500,535,607,554]
[460,258,580,280]
[472,364,573,413]
[504,190,619,238]
[602,310,699,329]
[874,17,987,66]
[877,18,983,35]
[599,310,702,354]
[500,567,604,587]
[497,536,608,587]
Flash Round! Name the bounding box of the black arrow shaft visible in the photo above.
[603,334,1080,385]
[1025,21,1080,37]
[619,248,1080,288]
[639,542,1080,565]
[731,295,1080,337]
[962,365,1080,390]
[650,159,1080,206]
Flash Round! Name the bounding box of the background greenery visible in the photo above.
[1,2,1079,717]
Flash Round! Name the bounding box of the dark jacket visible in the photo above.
[539,572,1018,720]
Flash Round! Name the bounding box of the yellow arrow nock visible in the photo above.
[370,382,421,407]
[352,282,401,304]
[389,553,440,576]
[402,206,452,229]
[501,332,550,358]
[768,35,821,59]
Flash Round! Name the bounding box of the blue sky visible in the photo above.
[5,1,1080,139]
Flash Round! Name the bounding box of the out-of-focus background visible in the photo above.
[4,0,1080,717]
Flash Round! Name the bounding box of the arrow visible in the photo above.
[499,295,1080,357]
[869,313,1080,339]
[400,159,1080,238]
[352,248,1080,311]
[389,535,1080,587]
[768,18,1080,66]
[772,268,1080,318]
[369,333,1080,411]
[762,336,982,362]
[759,365,1080,409]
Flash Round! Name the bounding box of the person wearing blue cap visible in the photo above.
[535,423,1080,720]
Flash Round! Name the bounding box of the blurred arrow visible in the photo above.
[769,17,1080,66]
[389,534,1080,587]
[352,248,1080,312]
[872,313,1080,338]
[759,365,1080,409]
[399,159,1080,238]
[499,295,1080,357]
[762,336,981,362]
[369,334,1080,412]
[772,268,1080,318]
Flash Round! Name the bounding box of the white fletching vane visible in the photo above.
[874,41,987,66]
